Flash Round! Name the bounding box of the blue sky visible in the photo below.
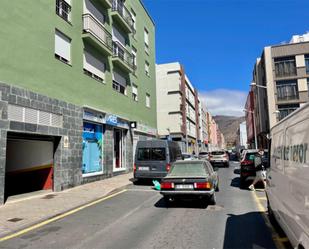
[143,0,309,116]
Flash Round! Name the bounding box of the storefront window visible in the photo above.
[82,122,103,175]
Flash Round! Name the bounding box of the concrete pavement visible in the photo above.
[0,173,132,238]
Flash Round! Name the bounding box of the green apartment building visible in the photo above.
[0,0,156,204]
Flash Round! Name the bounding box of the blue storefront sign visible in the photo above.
[82,122,103,175]
[106,114,118,126]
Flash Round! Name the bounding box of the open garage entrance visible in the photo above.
[5,132,60,198]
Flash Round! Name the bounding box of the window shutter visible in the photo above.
[84,51,105,79]
[113,71,126,87]
[132,85,138,95]
[84,0,104,24]
[112,26,126,46]
[55,30,71,61]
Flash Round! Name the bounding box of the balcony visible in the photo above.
[98,0,112,8]
[111,0,134,33]
[112,41,135,73]
[82,14,113,56]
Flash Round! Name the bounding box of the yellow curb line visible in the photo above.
[251,191,287,249]
[0,189,127,243]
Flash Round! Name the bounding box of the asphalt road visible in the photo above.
[0,161,277,249]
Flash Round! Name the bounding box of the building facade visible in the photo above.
[250,33,309,149]
[245,91,256,149]
[156,62,199,153]
[0,0,156,204]
[199,101,209,151]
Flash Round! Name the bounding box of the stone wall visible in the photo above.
[0,82,83,204]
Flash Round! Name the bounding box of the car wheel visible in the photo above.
[209,193,216,205]
[226,163,229,168]
[215,182,219,192]
[267,198,275,222]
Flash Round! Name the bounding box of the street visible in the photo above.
[0,161,281,249]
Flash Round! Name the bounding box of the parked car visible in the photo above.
[239,149,259,187]
[182,153,198,161]
[134,140,182,181]
[160,160,219,205]
[209,150,229,167]
[229,150,238,161]
[198,151,209,160]
[266,103,309,249]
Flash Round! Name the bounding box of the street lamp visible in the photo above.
[243,108,258,150]
[250,82,267,89]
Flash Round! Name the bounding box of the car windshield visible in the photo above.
[199,152,208,155]
[182,154,191,159]
[168,163,208,177]
[137,148,166,161]
[245,152,258,161]
[211,151,225,155]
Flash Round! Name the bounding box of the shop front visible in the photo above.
[82,108,133,182]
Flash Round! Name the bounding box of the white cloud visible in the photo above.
[199,89,247,117]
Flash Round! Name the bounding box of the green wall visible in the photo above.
[0,0,157,128]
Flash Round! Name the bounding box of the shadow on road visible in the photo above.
[154,197,209,209]
[234,168,240,174]
[230,177,243,189]
[130,178,155,186]
[223,212,276,249]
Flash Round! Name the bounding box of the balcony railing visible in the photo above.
[112,0,134,30]
[112,41,134,70]
[82,14,113,52]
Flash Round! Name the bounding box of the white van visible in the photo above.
[266,103,309,249]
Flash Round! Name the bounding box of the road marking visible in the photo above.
[252,191,287,249]
[0,189,127,242]
[127,188,157,192]
[257,196,267,200]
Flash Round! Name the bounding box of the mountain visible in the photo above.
[213,115,245,147]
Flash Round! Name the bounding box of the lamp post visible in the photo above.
[250,82,267,89]
[243,109,258,150]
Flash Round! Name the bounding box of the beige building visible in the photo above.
[252,33,309,148]
[156,62,199,153]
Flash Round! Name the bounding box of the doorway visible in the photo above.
[5,134,55,198]
[113,129,126,171]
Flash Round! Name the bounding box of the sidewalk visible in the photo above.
[0,173,132,238]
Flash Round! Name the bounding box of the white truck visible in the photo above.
[266,103,309,249]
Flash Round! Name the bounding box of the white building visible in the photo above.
[156,62,198,153]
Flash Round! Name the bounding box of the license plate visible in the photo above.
[139,167,149,171]
[175,184,193,189]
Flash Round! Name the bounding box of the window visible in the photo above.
[305,55,309,74]
[278,103,299,120]
[132,84,138,101]
[144,28,149,54]
[137,148,166,161]
[131,9,136,33]
[276,80,299,101]
[132,46,137,68]
[84,0,105,24]
[112,71,127,95]
[146,93,150,107]
[56,0,71,22]
[55,30,71,64]
[145,61,150,76]
[83,50,105,82]
[274,56,296,77]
